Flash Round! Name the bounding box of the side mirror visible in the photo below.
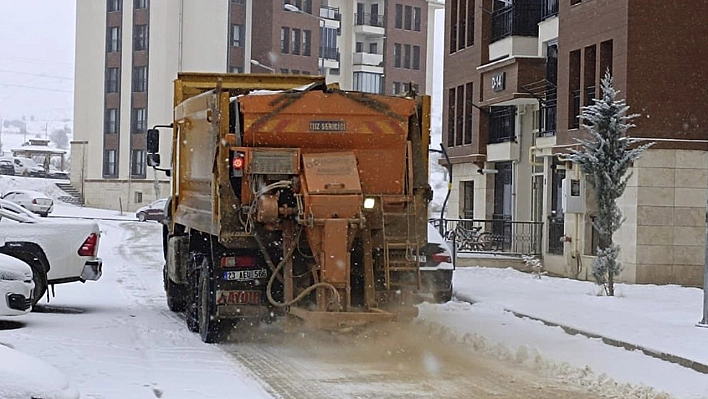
[147,153,160,167]
[147,128,160,153]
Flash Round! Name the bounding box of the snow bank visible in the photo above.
[0,344,79,399]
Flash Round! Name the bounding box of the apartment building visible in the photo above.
[443,0,708,286]
[72,0,441,212]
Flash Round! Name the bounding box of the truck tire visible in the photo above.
[185,259,200,332]
[164,265,186,312]
[30,265,48,307]
[198,269,224,343]
[433,287,453,304]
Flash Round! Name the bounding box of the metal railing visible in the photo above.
[354,13,385,28]
[431,218,543,256]
[541,0,559,20]
[491,3,542,42]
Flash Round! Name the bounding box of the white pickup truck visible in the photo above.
[0,199,103,306]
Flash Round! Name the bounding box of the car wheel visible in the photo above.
[137,212,147,222]
[164,264,187,312]
[433,287,453,304]
[39,212,48,217]
[198,266,225,343]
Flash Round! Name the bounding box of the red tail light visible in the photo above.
[221,255,256,268]
[78,233,98,256]
[432,252,451,263]
[231,151,245,177]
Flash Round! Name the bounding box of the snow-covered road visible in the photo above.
[0,218,629,398]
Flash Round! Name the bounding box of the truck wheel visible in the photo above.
[433,285,453,304]
[30,265,48,307]
[185,264,200,332]
[164,265,186,312]
[198,270,223,343]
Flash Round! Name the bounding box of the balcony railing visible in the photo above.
[353,52,383,67]
[432,218,543,256]
[491,3,542,42]
[321,47,339,61]
[489,106,516,144]
[354,13,385,28]
[541,0,558,20]
[585,85,596,105]
[320,5,341,21]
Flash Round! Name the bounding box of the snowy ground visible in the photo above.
[1,176,707,398]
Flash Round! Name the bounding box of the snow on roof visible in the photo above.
[10,145,67,155]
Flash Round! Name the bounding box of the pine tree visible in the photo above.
[567,71,653,296]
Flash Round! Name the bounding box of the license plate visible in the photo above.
[216,290,262,305]
[222,269,268,281]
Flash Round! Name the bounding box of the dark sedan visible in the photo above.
[0,159,14,176]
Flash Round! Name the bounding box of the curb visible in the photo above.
[456,295,708,375]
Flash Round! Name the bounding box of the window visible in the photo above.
[291,70,300,75]
[231,0,245,4]
[291,28,301,55]
[369,42,378,54]
[104,108,118,134]
[134,0,147,9]
[280,68,289,74]
[132,66,147,92]
[106,67,119,93]
[464,82,473,144]
[450,0,457,53]
[467,0,474,46]
[230,66,243,73]
[489,106,516,143]
[393,43,401,68]
[135,191,143,203]
[231,24,243,47]
[280,27,290,54]
[131,108,147,133]
[412,45,420,70]
[392,82,400,94]
[103,149,117,177]
[131,149,146,176]
[303,30,311,56]
[353,72,382,94]
[404,6,412,30]
[462,181,474,219]
[413,7,421,31]
[107,26,120,52]
[356,42,363,52]
[403,44,411,69]
[107,0,121,12]
[447,87,456,146]
[395,4,403,29]
[134,24,148,51]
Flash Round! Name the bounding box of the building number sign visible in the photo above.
[492,72,506,92]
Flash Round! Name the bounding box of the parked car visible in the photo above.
[0,159,15,176]
[136,198,167,222]
[416,223,455,303]
[0,253,34,316]
[0,199,103,306]
[0,344,80,399]
[11,156,39,176]
[0,190,53,217]
[28,164,70,179]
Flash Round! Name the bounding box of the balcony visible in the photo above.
[491,3,542,42]
[353,51,383,67]
[354,13,385,36]
[541,0,558,20]
[320,5,341,21]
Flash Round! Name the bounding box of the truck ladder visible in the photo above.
[381,195,421,291]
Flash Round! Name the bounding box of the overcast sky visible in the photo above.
[0,0,76,123]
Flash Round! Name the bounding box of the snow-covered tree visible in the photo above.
[567,71,653,296]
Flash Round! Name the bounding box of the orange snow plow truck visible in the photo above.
[148,73,432,343]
